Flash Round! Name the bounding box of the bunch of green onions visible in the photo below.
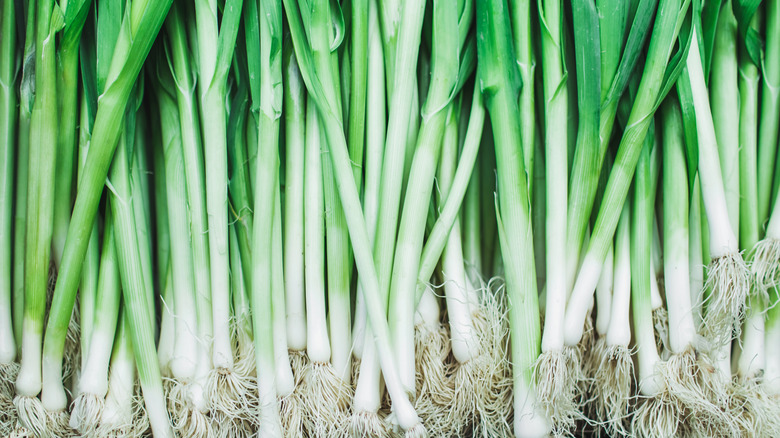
[2,0,780,437]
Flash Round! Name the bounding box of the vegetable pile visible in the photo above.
[1,0,780,436]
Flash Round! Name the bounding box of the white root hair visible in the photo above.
[300,361,352,437]
[279,390,306,438]
[448,285,514,438]
[701,253,751,345]
[413,318,453,437]
[44,409,73,438]
[661,349,730,436]
[166,380,210,438]
[653,307,670,358]
[402,423,429,438]
[589,341,634,437]
[685,356,742,437]
[630,391,682,438]
[280,350,307,437]
[206,367,256,424]
[752,238,780,290]
[535,346,585,435]
[13,395,49,438]
[348,410,390,438]
[0,362,20,397]
[68,392,104,436]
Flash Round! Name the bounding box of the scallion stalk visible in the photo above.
[247,0,284,435]
[36,0,174,433]
[0,0,18,384]
[69,212,120,435]
[283,0,425,431]
[351,0,387,357]
[387,0,462,398]
[476,0,550,434]
[683,25,750,344]
[757,0,780,226]
[16,2,61,426]
[282,44,307,355]
[563,0,689,347]
[192,0,244,381]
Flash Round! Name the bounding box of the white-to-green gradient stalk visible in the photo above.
[476,0,550,435]
[388,0,462,395]
[108,114,172,438]
[307,0,352,383]
[0,0,17,368]
[758,0,780,226]
[351,0,386,360]
[283,0,424,430]
[249,0,284,433]
[661,98,696,355]
[70,213,120,434]
[632,139,664,398]
[282,48,307,353]
[709,0,740,241]
[607,203,631,350]
[685,26,749,342]
[303,101,329,365]
[539,0,569,355]
[193,0,244,372]
[164,3,214,388]
[16,0,60,407]
[155,80,199,384]
[38,0,174,421]
[563,0,687,346]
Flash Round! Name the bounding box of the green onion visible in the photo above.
[630,135,673,436]
[683,24,750,345]
[192,0,244,381]
[282,43,307,356]
[69,211,120,435]
[246,0,284,434]
[710,0,741,245]
[162,5,214,422]
[37,0,174,434]
[563,0,689,347]
[758,0,780,226]
[387,0,462,398]
[0,0,18,382]
[476,0,550,434]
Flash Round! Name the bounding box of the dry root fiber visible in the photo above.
[348,409,389,438]
[0,361,19,397]
[279,390,306,438]
[448,296,513,438]
[1,392,16,436]
[727,378,780,437]
[300,361,352,437]
[630,390,681,438]
[68,392,104,436]
[752,238,780,290]
[14,395,49,438]
[702,254,751,345]
[536,346,584,436]
[589,341,633,437]
[413,319,454,437]
[662,351,715,415]
[281,350,308,437]
[685,358,742,437]
[206,367,256,428]
[166,380,211,438]
[96,385,149,438]
[653,307,670,357]
[45,410,74,438]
